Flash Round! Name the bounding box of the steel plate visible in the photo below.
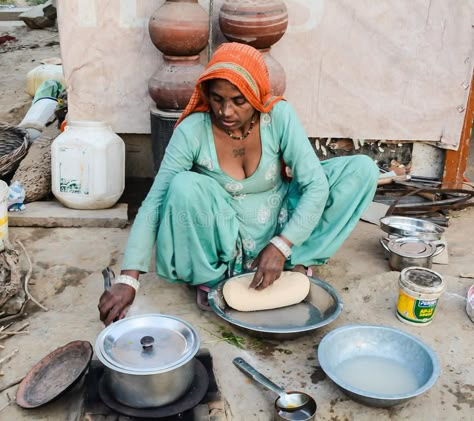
[208,273,343,339]
[379,216,444,240]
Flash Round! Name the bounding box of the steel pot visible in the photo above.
[380,237,445,271]
[95,314,200,408]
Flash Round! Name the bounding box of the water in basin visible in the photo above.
[334,356,419,395]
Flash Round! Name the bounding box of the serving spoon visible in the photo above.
[233,357,309,411]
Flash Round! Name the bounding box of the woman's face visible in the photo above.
[206,79,256,133]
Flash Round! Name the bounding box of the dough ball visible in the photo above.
[223,271,311,312]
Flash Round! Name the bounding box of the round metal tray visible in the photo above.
[208,273,343,340]
[379,216,444,240]
[16,340,93,409]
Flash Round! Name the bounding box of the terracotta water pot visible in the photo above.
[149,0,209,56]
[148,55,204,110]
[260,48,286,96]
[219,0,288,49]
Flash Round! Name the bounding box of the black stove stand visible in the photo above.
[83,348,220,420]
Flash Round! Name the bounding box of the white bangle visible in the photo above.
[269,236,292,259]
[115,274,140,292]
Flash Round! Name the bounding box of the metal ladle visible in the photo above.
[233,357,310,412]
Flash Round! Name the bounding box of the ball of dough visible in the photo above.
[223,272,311,312]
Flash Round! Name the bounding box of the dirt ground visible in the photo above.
[0,10,60,125]
[0,12,473,421]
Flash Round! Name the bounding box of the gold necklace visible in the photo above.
[226,116,256,140]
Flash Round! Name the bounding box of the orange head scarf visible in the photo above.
[176,42,284,126]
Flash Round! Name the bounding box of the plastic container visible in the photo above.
[396,267,445,326]
[0,180,9,241]
[467,285,474,323]
[19,97,58,131]
[51,121,125,209]
[26,65,66,97]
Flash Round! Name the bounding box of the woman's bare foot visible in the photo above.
[291,264,307,274]
[196,285,212,311]
[291,265,313,276]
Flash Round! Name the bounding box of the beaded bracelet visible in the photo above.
[269,236,292,259]
[115,274,140,292]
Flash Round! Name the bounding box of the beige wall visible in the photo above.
[58,0,473,149]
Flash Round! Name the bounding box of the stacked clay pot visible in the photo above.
[148,0,209,110]
[219,0,288,95]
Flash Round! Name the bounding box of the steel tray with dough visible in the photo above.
[208,273,343,340]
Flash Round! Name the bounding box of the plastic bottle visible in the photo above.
[51,121,125,209]
[0,180,9,241]
[19,97,58,131]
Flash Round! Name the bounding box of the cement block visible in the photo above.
[8,201,128,228]
[19,0,56,29]
[0,8,31,22]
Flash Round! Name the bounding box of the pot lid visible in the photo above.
[96,314,200,374]
[387,237,436,258]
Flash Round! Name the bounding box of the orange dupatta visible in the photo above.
[176,42,284,126]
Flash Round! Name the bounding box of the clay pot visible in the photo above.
[260,48,286,96]
[219,0,288,49]
[149,0,209,56]
[148,55,204,110]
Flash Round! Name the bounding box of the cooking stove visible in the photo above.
[83,348,221,420]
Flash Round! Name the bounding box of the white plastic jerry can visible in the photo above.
[26,64,66,97]
[51,121,125,210]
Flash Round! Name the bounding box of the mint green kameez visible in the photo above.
[122,102,379,286]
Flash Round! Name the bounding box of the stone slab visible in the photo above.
[8,201,128,228]
[0,8,31,22]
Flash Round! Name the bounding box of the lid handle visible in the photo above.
[140,336,155,351]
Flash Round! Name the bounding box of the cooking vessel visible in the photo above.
[95,314,200,408]
[380,237,445,271]
[233,357,317,421]
[379,216,444,241]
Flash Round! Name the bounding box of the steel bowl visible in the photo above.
[208,273,343,340]
[318,325,440,407]
[379,216,444,241]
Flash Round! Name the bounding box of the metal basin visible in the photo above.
[379,216,444,241]
[208,274,343,340]
[318,325,440,407]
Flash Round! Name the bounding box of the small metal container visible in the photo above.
[397,267,445,325]
[380,237,445,271]
[95,314,200,408]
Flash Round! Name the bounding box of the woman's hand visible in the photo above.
[249,243,286,290]
[98,270,138,326]
[98,284,135,326]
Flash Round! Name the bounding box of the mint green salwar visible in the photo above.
[121,102,379,286]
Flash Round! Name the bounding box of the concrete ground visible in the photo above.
[0,202,472,420]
